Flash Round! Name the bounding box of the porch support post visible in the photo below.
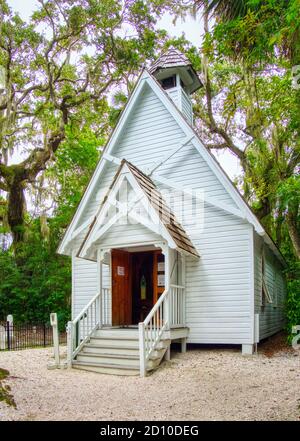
[165,346,171,361]
[181,338,187,353]
[97,249,103,328]
[139,322,146,377]
[160,243,172,363]
[242,344,255,355]
[159,242,170,330]
[181,254,186,326]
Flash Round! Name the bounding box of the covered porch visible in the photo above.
[67,161,199,376]
[68,242,189,376]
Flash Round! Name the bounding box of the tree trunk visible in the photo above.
[7,178,26,244]
[286,212,300,260]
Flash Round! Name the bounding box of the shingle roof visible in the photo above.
[79,159,199,259]
[125,161,199,258]
[149,47,191,73]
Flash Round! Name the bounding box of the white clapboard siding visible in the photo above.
[166,87,193,123]
[184,205,252,344]
[72,256,97,319]
[76,83,238,229]
[95,222,161,249]
[72,256,111,324]
[253,233,286,340]
[181,89,193,124]
[166,87,179,108]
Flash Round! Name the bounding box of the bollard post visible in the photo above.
[6,321,10,350]
[50,313,60,366]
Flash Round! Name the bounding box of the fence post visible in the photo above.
[6,321,10,350]
[43,323,46,347]
[0,325,5,350]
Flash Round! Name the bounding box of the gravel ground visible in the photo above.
[0,343,299,421]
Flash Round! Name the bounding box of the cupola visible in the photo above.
[149,48,202,125]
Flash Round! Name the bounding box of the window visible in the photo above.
[260,251,273,307]
[273,271,278,308]
[161,75,176,90]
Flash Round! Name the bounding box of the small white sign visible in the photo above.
[157,274,165,287]
[117,266,125,276]
[157,262,165,272]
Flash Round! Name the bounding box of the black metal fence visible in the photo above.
[0,322,67,351]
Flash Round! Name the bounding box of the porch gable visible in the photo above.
[78,160,199,261]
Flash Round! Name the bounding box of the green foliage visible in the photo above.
[0,367,15,408]
[286,275,300,341]
[0,219,71,328]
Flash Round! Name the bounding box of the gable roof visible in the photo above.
[58,64,285,267]
[78,160,199,259]
[125,161,199,257]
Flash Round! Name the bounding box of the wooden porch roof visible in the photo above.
[126,161,199,258]
[79,159,199,259]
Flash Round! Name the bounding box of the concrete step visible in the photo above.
[89,337,139,348]
[72,360,140,376]
[76,352,139,367]
[72,328,172,376]
[156,339,171,349]
[149,347,166,360]
[94,329,139,339]
[83,344,139,356]
[76,352,159,369]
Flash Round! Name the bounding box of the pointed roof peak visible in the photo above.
[78,158,199,260]
[149,47,191,74]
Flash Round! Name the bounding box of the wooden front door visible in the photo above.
[131,252,154,324]
[111,249,131,326]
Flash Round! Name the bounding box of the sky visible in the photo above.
[6,0,241,179]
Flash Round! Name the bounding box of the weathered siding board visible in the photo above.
[253,233,286,340]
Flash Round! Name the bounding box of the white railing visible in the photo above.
[101,287,111,326]
[67,287,111,366]
[169,284,185,327]
[138,284,185,376]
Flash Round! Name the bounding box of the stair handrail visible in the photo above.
[138,287,170,377]
[67,290,102,367]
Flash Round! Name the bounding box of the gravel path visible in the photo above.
[0,345,299,421]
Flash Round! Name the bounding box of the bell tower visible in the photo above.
[149,48,202,125]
